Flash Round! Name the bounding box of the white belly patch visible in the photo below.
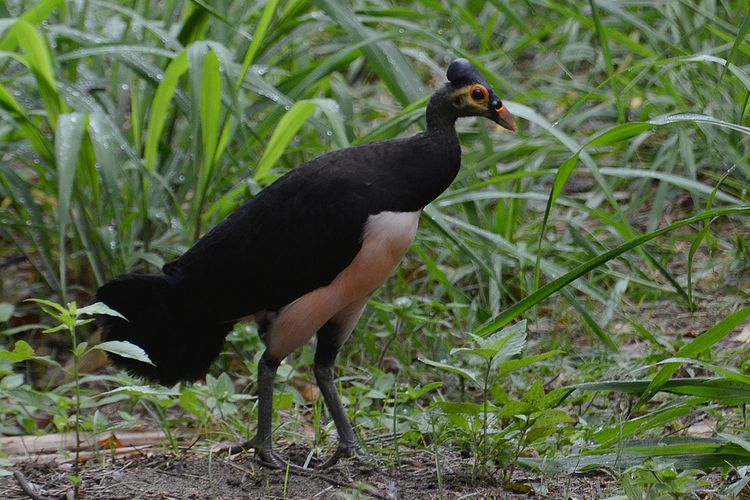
[264,210,421,360]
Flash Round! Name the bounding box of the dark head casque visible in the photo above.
[446,58,486,87]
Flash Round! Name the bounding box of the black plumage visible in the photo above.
[96,58,515,467]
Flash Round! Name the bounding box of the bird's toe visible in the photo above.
[255,448,290,469]
[320,442,369,469]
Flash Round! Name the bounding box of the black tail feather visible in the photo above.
[95,274,233,385]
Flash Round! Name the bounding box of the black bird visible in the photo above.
[96,58,516,468]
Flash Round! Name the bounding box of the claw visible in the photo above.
[320,443,369,469]
[223,438,302,470]
[225,439,255,456]
[255,448,289,469]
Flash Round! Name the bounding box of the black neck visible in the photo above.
[425,85,459,135]
[379,85,461,211]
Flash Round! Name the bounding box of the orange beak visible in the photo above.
[494,104,516,132]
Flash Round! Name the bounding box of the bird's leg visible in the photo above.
[314,323,367,468]
[229,354,287,468]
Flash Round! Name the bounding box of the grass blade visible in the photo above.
[55,113,87,299]
[477,206,750,336]
[253,100,318,182]
[634,306,750,409]
[589,0,623,122]
[144,51,189,173]
[720,9,750,82]
[236,0,280,90]
[310,0,423,105]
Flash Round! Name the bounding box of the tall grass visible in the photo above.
[1,0,749,479]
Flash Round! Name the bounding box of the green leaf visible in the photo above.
[407,382,443,400]
[418,356,478,384]
[0,302,14,322]
[144,50,189,172]
[0,82,51,159]
[534,152,578,289]
[213,372,234,397]
[17,0,64,26]
[103,385,180,397]
[8,20,63,125]
[179,387,206,417]
[364,389,387,399]
[572,378,750,405]
[236,0,280,89]
[77,302,127,320]
[718,432,750,454]
[42,324,68,334]
[636,307,750,408]
[542,387,576,409]
[2,374,24,390]
[655,358,750,386]
[477,206,750,336]
[521,438,750,474]
[452,322,528,370]
[0,340,34,363]
[593,401,698,446]
[720,9,750,82]
[200,49,222,169]
[435,401,482,416]
[55,113,87,230]
[95,341,154,366]
[450,347,498,360]
[308,98,349,149]
[598,167,741,204]
[649,112,750,135]
[73,342,88,358]
[687,168,732,308]
[485,320,527,364]
[561,289,618,350]
[310,0,423,106]
[253,100,317,181]
[523,380,545,406]
[587,122,652,147]
[55,112,87,298]
[186,0,233,26]
[588,0,623,122]
[500,350,564,376]
[680,54,750,91]
[498,399,536,418]
[526,423,560,444]
[25,298,68,315]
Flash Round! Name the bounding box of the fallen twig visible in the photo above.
[12,470,55,500]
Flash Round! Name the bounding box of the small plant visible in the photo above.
[420,321,568,482]
[620,459,711,499]
[24,299,152,485]
[179,372,255,442]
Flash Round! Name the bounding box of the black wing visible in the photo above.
[163,144,386,320]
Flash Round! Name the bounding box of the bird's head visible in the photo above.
[445,58,516,132]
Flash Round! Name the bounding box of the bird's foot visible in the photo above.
[225,438,299,470]
[320,442,369,469]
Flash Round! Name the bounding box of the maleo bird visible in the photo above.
[96,58,516,468]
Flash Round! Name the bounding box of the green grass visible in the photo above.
[1,0,750,494]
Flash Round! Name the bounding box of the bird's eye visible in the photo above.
[470,85,487,101]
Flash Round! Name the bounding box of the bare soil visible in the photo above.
[1,446,618,499]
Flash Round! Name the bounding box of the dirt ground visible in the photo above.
[1,446,619,499]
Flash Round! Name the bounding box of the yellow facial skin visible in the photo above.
[450,83,491,114]
[449,83,516,132]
